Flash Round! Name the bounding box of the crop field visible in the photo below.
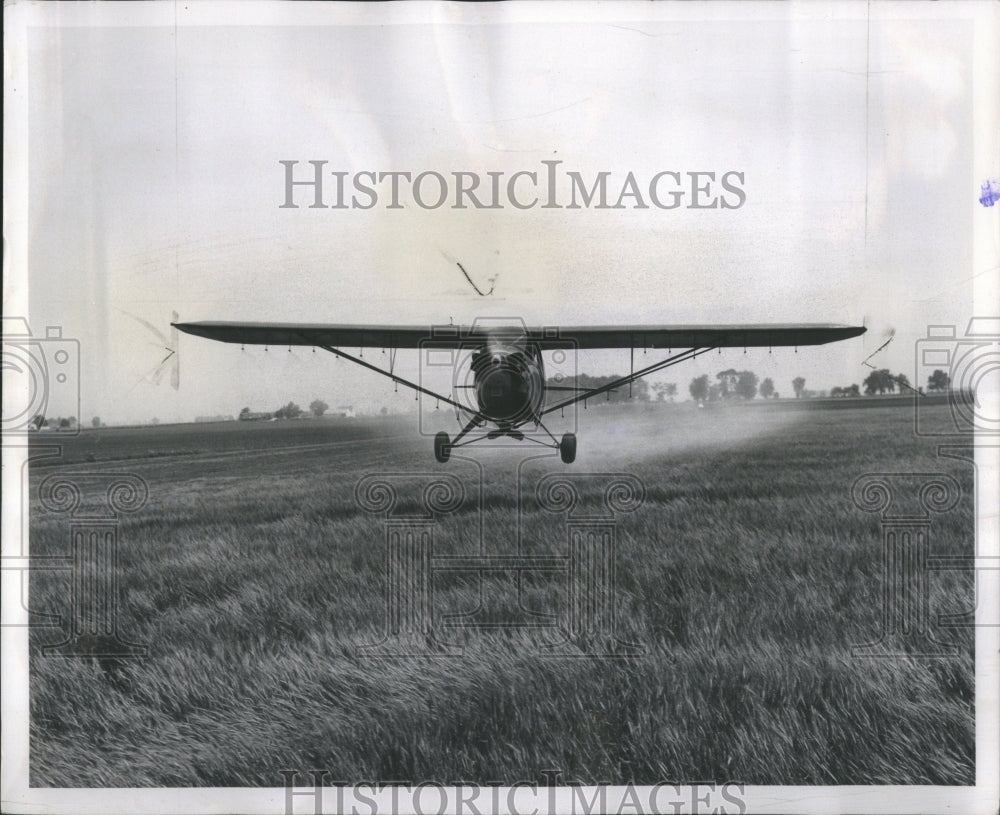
[27,401,975,787]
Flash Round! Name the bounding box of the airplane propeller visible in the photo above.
[120,309,180,390]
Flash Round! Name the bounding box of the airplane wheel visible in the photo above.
[434,431,451,463]
[559,432,577,464]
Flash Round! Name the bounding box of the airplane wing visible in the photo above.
[171,321,433,348]
[172,321,865,349]
[528,324,865,349]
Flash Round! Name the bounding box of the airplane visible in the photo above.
[172,319,866,463]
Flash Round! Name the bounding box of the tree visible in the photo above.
[280,401,302,419]
[689,374,709,402]
[863,368,896,395]
[735,370,759,400]
[928,369,950,392]
[309,399,329,417]
[716,369,739,399]
[32,414,45,430]
[792,377,806,399]
[652,382,678,402]
[239,407,251,420]
[832,384,860,398]
[894,373,911,393]
[91,416,101,428]
[759,378,775,399]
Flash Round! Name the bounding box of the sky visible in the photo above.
[9,2,993,425]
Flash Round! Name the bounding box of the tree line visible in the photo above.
[686,367,952,402]
[40,366,953,431]
[238,400,343,421]
[550,367,953,405]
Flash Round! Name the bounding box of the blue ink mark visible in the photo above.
[979,179,1000,207]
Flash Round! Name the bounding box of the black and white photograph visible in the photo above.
[2,2,998,813]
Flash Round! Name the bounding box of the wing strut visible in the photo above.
[538,345,715,418]
[629,338,634,399]
[316,344,481,419]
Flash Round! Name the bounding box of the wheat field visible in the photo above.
[28,400,975,787]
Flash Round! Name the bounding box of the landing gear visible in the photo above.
[559,432,577,464]
[434,431,451,463]
[435,423,575,463]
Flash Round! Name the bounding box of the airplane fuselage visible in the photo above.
[471,334,545,428]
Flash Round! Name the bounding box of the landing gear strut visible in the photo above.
[559,432,577,464]
[434,431,451,463]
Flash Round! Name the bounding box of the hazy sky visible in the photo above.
[12,2,989,424]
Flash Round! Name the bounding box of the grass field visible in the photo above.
[28,401,975,787]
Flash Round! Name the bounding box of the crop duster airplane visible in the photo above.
[173,319,865,463]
